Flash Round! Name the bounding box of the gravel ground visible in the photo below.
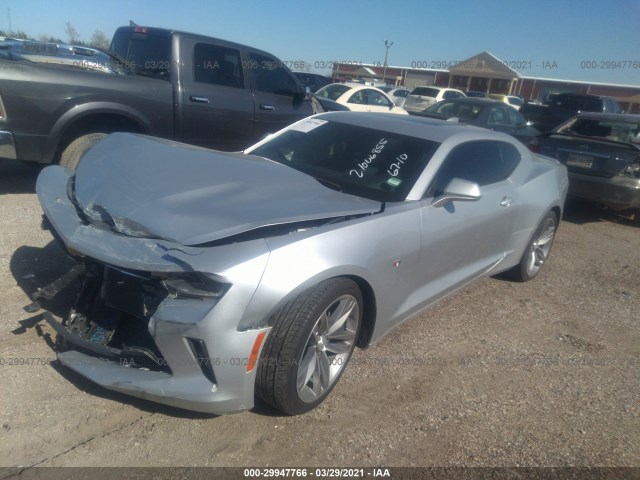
[0,159,638,469]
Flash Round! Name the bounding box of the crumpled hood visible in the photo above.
[73,133,381,246]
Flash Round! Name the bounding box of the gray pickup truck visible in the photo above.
[0,26,323,168]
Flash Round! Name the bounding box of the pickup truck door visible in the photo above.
[178,38,255,151]
[246,50,314,140]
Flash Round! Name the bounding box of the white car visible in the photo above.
[315,83,408,114]
[404,87,466,113]
[379,87,411,107]
[488,94,524,110]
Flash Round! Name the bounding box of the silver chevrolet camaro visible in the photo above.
[36,112,568,415]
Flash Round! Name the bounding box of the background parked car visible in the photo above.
[404,86,466,113]
[417,98,539,144]
[315,83,408,114]
[465,90,487,98]
[528,113,640,222]
[520,93,623,133]
[488,94,524,110]
[378,86,411,107]
[293,72,331,93]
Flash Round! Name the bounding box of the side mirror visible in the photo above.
[431,178,482,208]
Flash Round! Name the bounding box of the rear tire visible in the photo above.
[509,210,558,282]
[256,278,362,415]
[59,133,108,170]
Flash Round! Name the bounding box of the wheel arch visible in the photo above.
[43,103,153,164]
[255,272,378,349]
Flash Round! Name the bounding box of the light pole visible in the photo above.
[382,40,394,85]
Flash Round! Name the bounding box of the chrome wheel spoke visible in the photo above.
[297,347,316,392]
[317,351,331,389]
[537,230,555,246]
[326,328,355,342]
[325,340,352,355]
[326,298,356,336]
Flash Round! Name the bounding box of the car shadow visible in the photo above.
[10,241,79,319]
[562,198,638,227]
[0,159,42,194]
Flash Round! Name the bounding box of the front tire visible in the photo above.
[509,210,558,282]
[256,278,362,415]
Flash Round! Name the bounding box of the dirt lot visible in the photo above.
[0,159,638,469]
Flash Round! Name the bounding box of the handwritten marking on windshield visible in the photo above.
[349,138,388,178]
[387,154,408,177]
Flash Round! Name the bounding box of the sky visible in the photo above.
[2,0,640,85]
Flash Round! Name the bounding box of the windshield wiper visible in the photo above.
[313,177,342,192]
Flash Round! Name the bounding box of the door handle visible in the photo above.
[190,96,210,103]
[260,104,276,111]
[500,196,512,207]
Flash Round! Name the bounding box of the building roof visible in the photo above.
[449,51,519,78]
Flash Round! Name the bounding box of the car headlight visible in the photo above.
[157,272,230,299]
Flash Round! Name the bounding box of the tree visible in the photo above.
[89,30,110,51]
[65,21,79,43]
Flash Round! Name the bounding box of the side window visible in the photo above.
[498,142,521,175]
[366,90,391,107]
[348,90,366,104]
[443,90,460,100]
[506,107,525,125]
[193,43,244,88]
[488,106,508,125]
[426,141,520,197]
[249,52,298,96]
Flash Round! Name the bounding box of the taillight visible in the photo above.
[528,137,540,153]
[133,26,149,33]
[622,156,640,178]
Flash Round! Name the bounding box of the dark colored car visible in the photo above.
[529,113,640,221]
[520,93,622,133]
[0,25,317,168]
[293,72,331,93]
[417,98,539,144]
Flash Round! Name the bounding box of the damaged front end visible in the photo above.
[34,164,275,414]
[45,262,174,372]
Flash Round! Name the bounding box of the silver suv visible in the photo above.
[404,86,466,113]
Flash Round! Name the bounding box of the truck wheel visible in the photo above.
[59,133,108,170]
[256,278,362,415]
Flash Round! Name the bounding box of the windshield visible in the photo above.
[248,119,440,202]
[558,117,640,144]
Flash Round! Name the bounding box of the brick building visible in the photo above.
[332,51,640,113]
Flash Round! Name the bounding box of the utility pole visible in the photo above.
[7,8,12,35]
[382,40,394,85]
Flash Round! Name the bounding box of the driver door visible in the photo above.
[413,140,522,304]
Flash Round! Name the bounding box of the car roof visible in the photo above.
[339,84,390,94]
[312,111,504,143]
[575,112,640,122]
